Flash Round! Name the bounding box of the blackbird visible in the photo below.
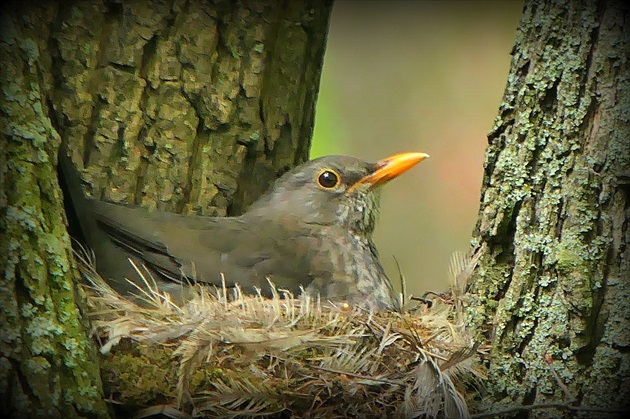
[60,148,428,311]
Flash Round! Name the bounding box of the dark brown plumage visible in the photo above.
[60,148,428,311]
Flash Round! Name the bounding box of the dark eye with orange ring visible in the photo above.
[317,169,341,189]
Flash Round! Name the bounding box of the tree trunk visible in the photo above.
[0,1,332,417]
[51,0,331,214]
[466,0,629,416]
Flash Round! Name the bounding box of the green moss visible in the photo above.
[25,357,52,375]
[555,242,586,275]
[101,343,179,405]
[190,366,229,389]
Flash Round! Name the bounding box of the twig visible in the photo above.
[309,364,404,386]
[545,353,577,402]
[392,254,406,311]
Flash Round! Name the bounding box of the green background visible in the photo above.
[311,1,523,296]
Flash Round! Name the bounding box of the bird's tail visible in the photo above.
[58,142,93,245]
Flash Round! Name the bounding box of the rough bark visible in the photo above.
[1,0,332,417]
[466,0,629,416]
[50,0,331,214]
[0,7,110,419]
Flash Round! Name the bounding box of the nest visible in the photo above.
[81,255,484,418]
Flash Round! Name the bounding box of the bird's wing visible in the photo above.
[60,145,313,296]
[88,200,311,292]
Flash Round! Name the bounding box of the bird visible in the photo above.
[60,147,428,311]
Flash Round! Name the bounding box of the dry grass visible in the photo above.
[79,251,484,418]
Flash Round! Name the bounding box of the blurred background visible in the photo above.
[311,1,523,296]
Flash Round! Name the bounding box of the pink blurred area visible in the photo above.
[312,1,523,295]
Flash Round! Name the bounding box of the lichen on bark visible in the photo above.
[466,0,629,413]
[1,4,108,417]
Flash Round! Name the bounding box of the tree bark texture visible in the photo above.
[0,3,110,417]
[467,0,629,415]
[50,0,331,215]
[1,1,332,417]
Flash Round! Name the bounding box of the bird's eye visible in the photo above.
[317,169,341,189]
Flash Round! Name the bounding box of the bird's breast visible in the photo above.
[300,227,396,311]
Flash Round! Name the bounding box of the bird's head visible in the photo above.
[245,152,429,236]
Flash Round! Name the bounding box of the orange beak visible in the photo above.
[348,152,429,192]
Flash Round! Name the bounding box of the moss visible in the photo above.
[190,367,228,389]
[555,241,587,276]
[101,342,179,405]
